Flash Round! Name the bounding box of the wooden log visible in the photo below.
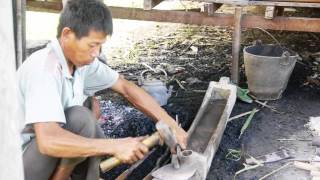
[0,1,24,180]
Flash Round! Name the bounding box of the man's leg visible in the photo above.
[23,138,59,180]
[23,106,98,180]
[52,106,99,180]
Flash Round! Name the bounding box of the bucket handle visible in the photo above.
[280,51,291,66]
[253,27,283,50]
[140,68,168,82]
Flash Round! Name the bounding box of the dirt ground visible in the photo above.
[26,8,320,180]
[98,23,320,179]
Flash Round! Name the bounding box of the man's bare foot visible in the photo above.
[51,165,74,180]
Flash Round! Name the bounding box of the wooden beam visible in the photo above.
[26,1,320,32]
[242,15,320,32]
[199,0,320,8]
[143,0,164,10]
[109,7,234,27]
[267,0,320,3]
[27,0,62,12]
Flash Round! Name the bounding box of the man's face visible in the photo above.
[61,29,107,67]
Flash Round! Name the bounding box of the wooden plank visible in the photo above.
[248,0,320,7]
[26,2,320,32]
[109,7,320,32]
[109,7,234,26]
[27,0,320,9]
[268,0,320,3]
[0,0,24,180]
[242,15,320,32]
[197,0,320,7]
[143,0,164,10]
[27,0,62,12]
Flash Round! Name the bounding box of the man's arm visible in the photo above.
[111,76,188,149]
[34,122,148,164]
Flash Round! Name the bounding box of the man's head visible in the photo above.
[57,0,113,67]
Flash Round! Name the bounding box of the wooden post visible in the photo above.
[265,6,276,19]
[0,0,24,179]
[143,0,164,10]
[231,6,243,84]
[203,3,222,16]
[14,0,26,68]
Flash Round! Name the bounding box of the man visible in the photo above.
[17,0,187,179]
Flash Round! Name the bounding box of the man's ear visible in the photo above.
[60,27,75,43]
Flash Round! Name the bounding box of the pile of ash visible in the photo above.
[98,100,157,179]
[99,100,156,138]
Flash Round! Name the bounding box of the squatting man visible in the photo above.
[17,0,187,179]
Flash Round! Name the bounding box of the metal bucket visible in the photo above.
[243,43,298,100]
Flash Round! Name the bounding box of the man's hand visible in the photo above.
[173,126,188,150]
[112,137,149,164]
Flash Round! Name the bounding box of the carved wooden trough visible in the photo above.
[151,77,237,180]
[101,77,237,180]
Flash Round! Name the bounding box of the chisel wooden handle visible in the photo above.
[100,132,160,173]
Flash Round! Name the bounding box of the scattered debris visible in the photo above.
[293,161,320,171]
[226,149,242,161]
[189,45,198,54]
[185,77,202,86]
[234,154,264,179]
[237,87,253,103]
[175,79,186,90]
[277,138,312,142]
[228,109,260,122]
[254,99,284,114]
[239,108,258,139]
[245,149,292,165]
[159,63,185,75]
[306,117,320,136]
[258,162,292,180]
[312,136,320,147]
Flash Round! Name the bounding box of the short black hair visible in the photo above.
[57,0,113,39]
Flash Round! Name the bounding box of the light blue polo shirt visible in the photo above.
[17,39,119,139]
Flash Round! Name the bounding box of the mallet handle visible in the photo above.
[100,132,160,173]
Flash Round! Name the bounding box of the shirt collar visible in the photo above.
[49,38,73,79]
